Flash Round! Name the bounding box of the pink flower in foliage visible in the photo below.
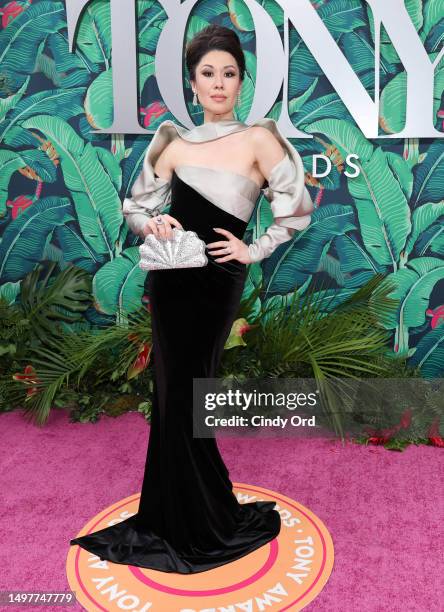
[314,185,324,207]
[426,305,444,329]
[428,416,444,448]
[364,408,413,445]
[399,408,412,429]
[140,102,168,128]
[35,179,43,198]
[0,1,25,28]
[6,195,34,219]
[127,342,152,379]
[13,365,40,397]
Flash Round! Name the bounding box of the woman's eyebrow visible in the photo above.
[201,64,237,69]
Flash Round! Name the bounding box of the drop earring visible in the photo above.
[236,91,241,106]
[193,91,199,106]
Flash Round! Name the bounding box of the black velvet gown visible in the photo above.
[70,170,281,573]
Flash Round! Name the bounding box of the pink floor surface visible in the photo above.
[1,408,442,611]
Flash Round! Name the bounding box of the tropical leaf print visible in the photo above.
[0,0,442,377]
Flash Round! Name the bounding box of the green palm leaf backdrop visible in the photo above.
[0,0,443,376]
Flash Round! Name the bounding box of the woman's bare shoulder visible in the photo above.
[154,138,183,178]
[248,126,286,172]
[249,125,282,148]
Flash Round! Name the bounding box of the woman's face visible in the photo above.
[191,50,242,119]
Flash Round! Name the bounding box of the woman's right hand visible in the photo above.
[143,214,183,240]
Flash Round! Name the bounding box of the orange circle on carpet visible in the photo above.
[66,483,334,611]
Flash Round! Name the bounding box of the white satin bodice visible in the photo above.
[173,164,262,222]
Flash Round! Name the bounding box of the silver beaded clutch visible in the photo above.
[138,227,208,270]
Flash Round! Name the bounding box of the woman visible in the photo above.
[70,24,314,574]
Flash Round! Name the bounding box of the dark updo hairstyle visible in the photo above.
[185,24,245,83]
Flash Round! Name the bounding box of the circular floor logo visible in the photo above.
[67,484,334,611]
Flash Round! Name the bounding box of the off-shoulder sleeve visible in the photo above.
[247,120,315,263]
[122,121,179,238]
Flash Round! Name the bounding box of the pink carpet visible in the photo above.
[1,408,442,611]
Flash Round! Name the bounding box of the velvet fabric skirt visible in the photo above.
[70,172,281,573]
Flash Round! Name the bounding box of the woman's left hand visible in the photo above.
[206,228,252,264]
